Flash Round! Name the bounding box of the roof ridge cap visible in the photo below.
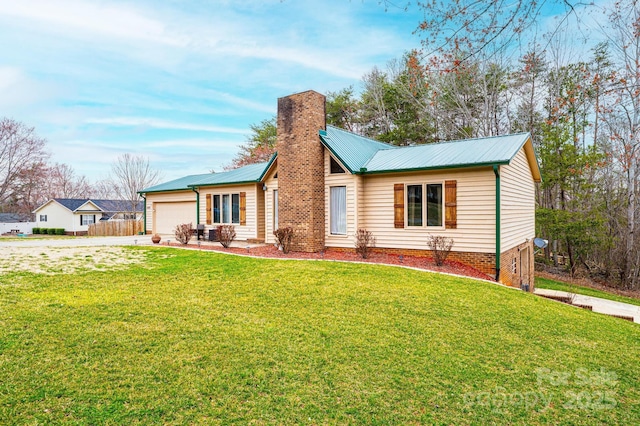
[325,125,396,148]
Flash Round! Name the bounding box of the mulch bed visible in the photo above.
[175,241,493,282]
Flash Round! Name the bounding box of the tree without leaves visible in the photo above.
[0,118,49,210]
[596,0,640,288]
[111,153,161,214]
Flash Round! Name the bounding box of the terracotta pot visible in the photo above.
[151,234,161,244]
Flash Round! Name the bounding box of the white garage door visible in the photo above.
[154,202,196,234]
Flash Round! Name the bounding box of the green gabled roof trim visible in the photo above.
[354,159,513,176]
[320,135,356,174]
[138,173,214,194]
[188,154,276,188]
[318,126,540,181]
[257,153,277,181]
[319,126,395,174]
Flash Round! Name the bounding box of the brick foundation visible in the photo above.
[276,90,326,252]
[499,240,535,290]
[327,244,535,292]
[327,246,496,277]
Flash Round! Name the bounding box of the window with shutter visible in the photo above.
[445,180,457,229]
[239,192,246,225]
[206,194,212,225]
[394,184,404,228]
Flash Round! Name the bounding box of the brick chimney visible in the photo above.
[276,90,326,252]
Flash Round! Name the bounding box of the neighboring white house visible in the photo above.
[33,199,143,236]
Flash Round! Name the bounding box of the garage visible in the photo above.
[153,202,196,235]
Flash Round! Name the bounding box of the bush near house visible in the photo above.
[31,227,40,234]
[355,228,376,259]
[217,225,236,248]
[55,228,65,235]
[427,235,454,266]
[174,223,193,244]
[274,227,294,254]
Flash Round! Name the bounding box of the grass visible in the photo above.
[536,277,640,307]
[1,247,639,424]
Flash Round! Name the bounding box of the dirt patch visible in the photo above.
[0,246,147,275]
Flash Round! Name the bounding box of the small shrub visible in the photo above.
[355,228,376,259]
[55,228,65,235]
[427,235,454,266]
[217,225,236,248]
[32,227,40,234]
[174,223,193,244]
[41,228,49,234]
[273,227,294,254]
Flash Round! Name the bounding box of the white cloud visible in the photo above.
[0,67,59,111]
[0,0,184,46]
[85,117,248,134]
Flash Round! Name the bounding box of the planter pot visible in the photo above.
[152,234,161,244]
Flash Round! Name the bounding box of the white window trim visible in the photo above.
[81,214,95,226]
[329,185,347,236]
[405,181,446,229]
[212,192,241,225]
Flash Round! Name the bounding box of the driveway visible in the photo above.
[0,235,155,248]
[535,288,640,324]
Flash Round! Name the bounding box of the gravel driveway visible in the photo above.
[0,235,155,248]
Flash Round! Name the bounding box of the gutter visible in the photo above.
[192,187,200,225]
[493,165,501,282]
[140,194,147,234]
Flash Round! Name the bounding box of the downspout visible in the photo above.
[192,187,200,225]
[493,165,501,282]
[141,194,147,234]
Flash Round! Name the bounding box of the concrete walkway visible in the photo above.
[535,288,640,324]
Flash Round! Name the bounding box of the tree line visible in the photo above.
[231,0,639,289]
[0,118,160,218]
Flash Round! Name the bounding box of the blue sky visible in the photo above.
[0,0,425,182]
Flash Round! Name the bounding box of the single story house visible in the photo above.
[33,198,144,236]
[140,90,541,289]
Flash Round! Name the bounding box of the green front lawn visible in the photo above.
[1,248,638,424]
[536,277,640,307]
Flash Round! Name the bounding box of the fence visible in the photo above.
[88,220,144,236]
[0,222,35,235]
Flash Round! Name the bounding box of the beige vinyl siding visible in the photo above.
[198,184,259,241]
[501,147,536,252]
[361,167,496,253]
[325,150,359,248]
[145,190,196,234]
[264,166,279,244]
